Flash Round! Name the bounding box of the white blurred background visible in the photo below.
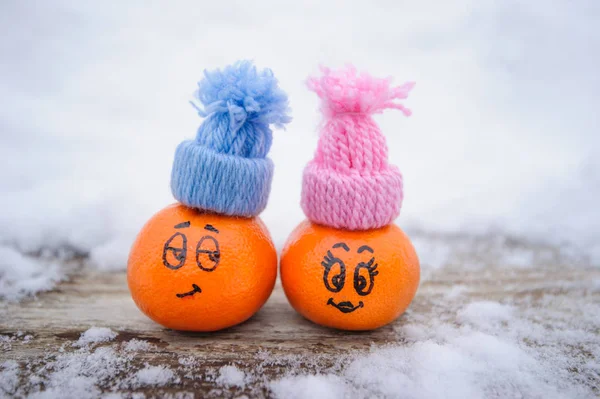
[1,0,599,268]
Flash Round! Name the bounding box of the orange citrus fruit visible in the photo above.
[280,220,420,330]
[127,203,277,331]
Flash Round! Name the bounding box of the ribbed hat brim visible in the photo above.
[171,140,273,217]
[301,162,403,230]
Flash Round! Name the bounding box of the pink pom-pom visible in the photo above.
[307,65,414,118]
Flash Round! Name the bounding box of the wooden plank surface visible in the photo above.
[1,234,599,398]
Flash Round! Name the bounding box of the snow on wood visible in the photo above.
[1,234,598,398]
[74,327,117,347]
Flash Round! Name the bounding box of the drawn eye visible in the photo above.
[321,250,346,293]
[162,232,187,270]
[354,258,378,296]
[196,236,220,272]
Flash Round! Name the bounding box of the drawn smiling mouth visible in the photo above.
[327,298,364,313]
[176,284,202,298]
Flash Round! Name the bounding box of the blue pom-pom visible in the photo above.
[191,60,291,130]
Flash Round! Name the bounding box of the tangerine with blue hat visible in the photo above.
[128,60,291,332]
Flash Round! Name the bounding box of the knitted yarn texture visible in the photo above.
[301,66,414,230]
[171,61,291,217]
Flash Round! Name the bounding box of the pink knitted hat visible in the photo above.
[301,66,414,230]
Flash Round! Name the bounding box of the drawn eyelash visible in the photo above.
[321,250,346,293]
[321,250,336,269]
[365,258,378,273]
[354,257,379,296]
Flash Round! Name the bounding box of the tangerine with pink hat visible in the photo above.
[280,65,420,331]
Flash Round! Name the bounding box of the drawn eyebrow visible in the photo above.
[204,224,219,233]
[332,242,350,251]
[357,245,374,254]
[174,221,191,229]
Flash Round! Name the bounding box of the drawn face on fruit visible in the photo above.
[280,221,420,331]
[321,242,379,313]
[127,204,277,331]
[162,221,221,298]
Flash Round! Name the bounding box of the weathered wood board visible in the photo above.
[1,235,599,398]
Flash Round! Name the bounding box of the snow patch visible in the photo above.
[122,339,155,352]
[0,360,20,397]
[268,328,587,399]
[457,301,515,327]
[216,365,246,388]
[132,365,176,387]
[270,374,348,399]
[0,246,65,301]
[411,236,452,271]
[89,234,135,271]
[10,339,180,397]
[30,346,128,399]
[74,327,117,347]
[264,294,598,398]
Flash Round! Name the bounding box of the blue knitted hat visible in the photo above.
[171,61,291,217]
